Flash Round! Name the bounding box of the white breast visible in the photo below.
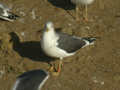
[41,31,75,59]
[71,0,94,5]
[41,31,60,58]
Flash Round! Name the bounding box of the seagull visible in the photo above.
[12,69,49,90]
[41,21,96,75]
[71,0,94,21]
[0,2,19,22]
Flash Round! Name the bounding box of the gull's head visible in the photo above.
[45,21,54,32]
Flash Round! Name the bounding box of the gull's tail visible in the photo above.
[7,12,19,20]
[0,12,19,22]
[82,37,97,47]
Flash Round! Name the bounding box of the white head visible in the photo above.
[45,21,54,32]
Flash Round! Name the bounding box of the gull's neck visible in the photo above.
[42,27,58,47]
[44,27,57,38]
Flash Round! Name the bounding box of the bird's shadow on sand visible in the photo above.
[48,0,75,10]
[9,32,55,63]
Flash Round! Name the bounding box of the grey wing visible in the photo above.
[13,70,49,90]
[0,7,4,15]
[57,32,86,53]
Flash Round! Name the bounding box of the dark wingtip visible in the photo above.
[8,13,19,20]
[88,38,96,43]
[82,37,98,43]
[0,13,19,22]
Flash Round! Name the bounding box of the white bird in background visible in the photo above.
[71,0,94,21]
[0,2,19,22]
[41,21,96,75]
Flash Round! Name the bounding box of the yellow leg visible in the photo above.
[84,5,88,22]
[51,60,63,76]
[48,64,54,72]
[56,60,63,72]
[48,66,54,72]
[76,6,79,21]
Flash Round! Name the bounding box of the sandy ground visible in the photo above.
[0,0,120,90]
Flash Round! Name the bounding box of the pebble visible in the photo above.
[0,70,5,78]
[31,9,36,20]
[92,76,105,85]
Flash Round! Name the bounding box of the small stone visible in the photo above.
[31,9,36,20]
[68,23,72,26]
[19,11,26,16]
[0,70,5,78]
[100,81,104,85]
[85,26,90,30]
[21,32,25,36]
